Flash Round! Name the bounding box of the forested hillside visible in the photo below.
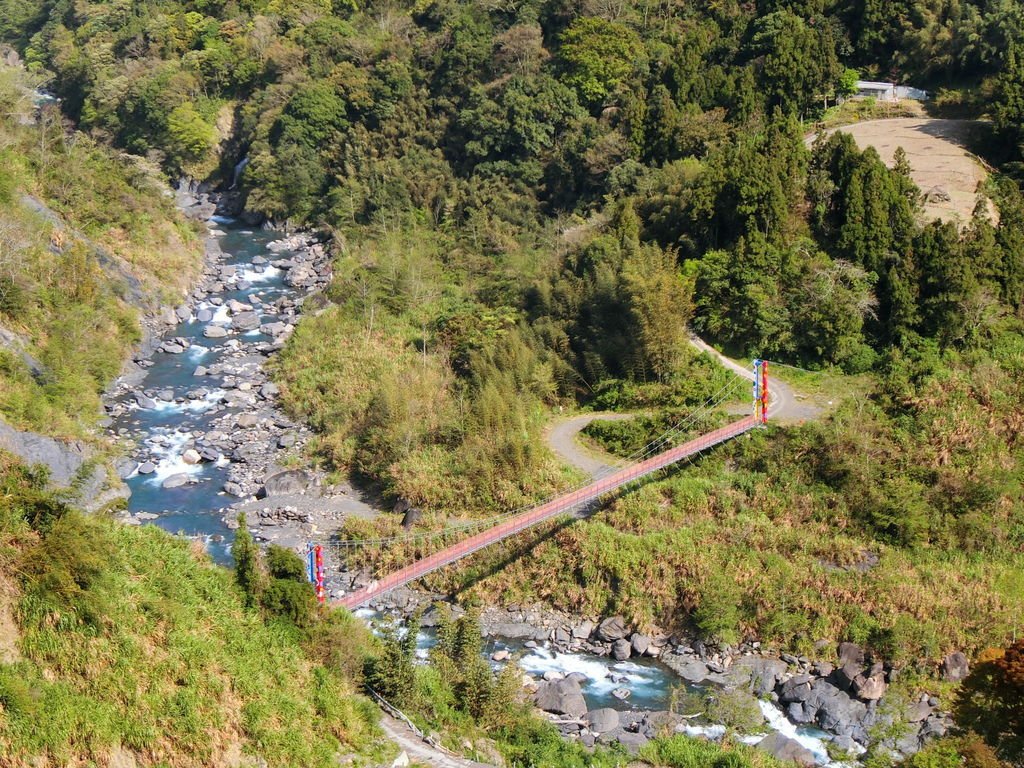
[2,0,1024,764]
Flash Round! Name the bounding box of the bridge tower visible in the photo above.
[753,359,769,424]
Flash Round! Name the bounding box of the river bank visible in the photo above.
[360,585,956,765]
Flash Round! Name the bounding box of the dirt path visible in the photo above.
[546,413,632,479]
[686,337,819,423]
[377,714,493,768]
[809,117,993,225]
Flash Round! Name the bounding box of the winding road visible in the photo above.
[545,337,816,475]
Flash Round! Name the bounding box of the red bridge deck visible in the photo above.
[336,414,758,609]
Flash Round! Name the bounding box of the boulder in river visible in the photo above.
[596,616,629,642]
[631,633,650,656]
[232,312,260,331]
[612,639,631,661]
[756,733,817,767]
[663,656,709,683]
[534,677,587,718]
[162,473,189,489]
[203,325,228,339]
[136,394,157,409]
[182,449,202,465]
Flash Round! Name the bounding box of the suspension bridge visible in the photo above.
[318,360,771,610]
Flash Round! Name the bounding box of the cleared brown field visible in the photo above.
[811,118,996,225]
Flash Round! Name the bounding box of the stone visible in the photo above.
[920,717,948,739]
[261,321,288,336]
[196,308,213,322]
[631,633,651,656]
[182,449,202,465]
[232,312,260,331]
[262,469,311,497]
[534,678,587,719]
[223,481,245,497]
[941,652,970,682]
[137,461,156,475]
[277,433,296,448]
[175,305,191,322]
[136,394,157,409]
[907,701,932,723]
[612,639,632,661]
[391,751,410,768]
[611,687,631,701]
[832,661,864,691]
[587,708,620,734]
[614,730,648,754]
[813,661,834,677]
[596,616,629,642]
[728,657,788,696]
[260,382,280,398]
[236,413,259,428]
[664,656,709,683]
[543,671,564,681]
[491,650,510,662]
[853,673,887,701]
[193,366,208,377]
[757,733,817,767]
[805,679,868,738]
[572,621,594,639]
[158,389,175,402]
[779,674,814,703]
[401,507,422,529]
[203,325,228,339]
[838,642,865,667]
[565,672,588,685]
[162,342,185,354]
[162,473,189,489]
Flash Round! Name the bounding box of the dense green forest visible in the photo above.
[2,0,1024,763]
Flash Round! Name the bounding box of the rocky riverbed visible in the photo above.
[104,186,375,557]
[361,586,959,764]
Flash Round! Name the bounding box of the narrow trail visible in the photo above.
[545,412,632,479]
[377,715,494,768]
[687,336,820,423]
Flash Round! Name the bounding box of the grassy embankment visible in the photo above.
[0,64,202,442]
[0,451,383,766]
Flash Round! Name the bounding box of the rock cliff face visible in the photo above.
[0,418,127,512]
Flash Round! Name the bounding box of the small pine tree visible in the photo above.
[365,614,419,707]
[231,514,265,608]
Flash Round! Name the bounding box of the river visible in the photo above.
[106,213,849,765]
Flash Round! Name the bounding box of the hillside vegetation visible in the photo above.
[2,0,1024,764]
[0,451,383,766]
[12,0,1021,655]
[0,64,202,440]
